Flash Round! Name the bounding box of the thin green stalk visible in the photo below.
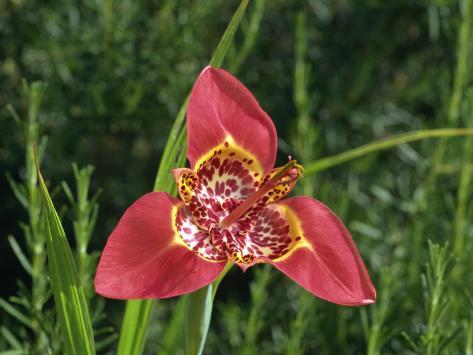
[427,0,473,235]
[229,0,266,74]
[422,242,456,355]
[24,83,47,324]
[62,164,101,299]
[102,0,113,64]
[304,128,473,175]
[184,262,233,355]
[7,81,50,352]
[283,291,315,355]
[362,267,397,355]
[118,2,251,354]
[240,266,272,355]
[292,10,317,194]
[448,0,473,124]
[466,318,473,355]
[283,12,317,355]
[453,137,473,257]
[117,300,155,355]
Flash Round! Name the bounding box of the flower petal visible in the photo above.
[270,197,376,306]
[95,192,227,299]
[187,66,277,173]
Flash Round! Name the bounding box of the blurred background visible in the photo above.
[1,0,473,354]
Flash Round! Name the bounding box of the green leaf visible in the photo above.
[0,351,28,355]
[5,173,28,209]
[0,298,32,328]
[208,0,250,68]
[117,300,154,355]
[184,286,214,355]
[0,326,23,349]
[35,154,95,355]
[7,235,32,274]
[118,1,251,354]
[184,263,233,355]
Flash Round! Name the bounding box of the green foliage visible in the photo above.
[2,1,473,355]
[402,242,458,355]
[36,155,96,355]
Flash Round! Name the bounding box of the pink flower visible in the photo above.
[95,67,376,306]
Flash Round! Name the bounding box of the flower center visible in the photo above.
[219,160,302,229]
[174,148,303,265]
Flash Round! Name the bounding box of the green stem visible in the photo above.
[118,2,251,354]
[448,0,473,124]
[22,82,47,352]
[454,137,473,258]
[185,262,233,355]
[229,0,266,74]
[117,300,155,355]
[304,128,473,175]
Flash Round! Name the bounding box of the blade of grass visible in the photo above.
[117,300,154,355]
[35,150,95,355]
[184,262,233,355]
[184,287,213,355]
[118,2,251,355]
[304,128,473,175]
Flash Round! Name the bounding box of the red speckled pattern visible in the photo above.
[174,142,299,265]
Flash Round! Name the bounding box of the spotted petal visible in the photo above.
[95,192,227,299]
[270,197,376,306]
[187,66,277,173]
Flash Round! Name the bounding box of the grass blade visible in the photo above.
[184,286,214,355]
[117,300,154,355]
[35,151,95,355]
[184,263,232,355]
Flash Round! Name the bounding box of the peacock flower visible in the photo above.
[95,67,376,306]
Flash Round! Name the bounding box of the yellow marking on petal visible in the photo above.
[272,204,313,262]
[194,135,264,176]
[175,169,198,204]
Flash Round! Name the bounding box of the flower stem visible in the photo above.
[304,128,473,175]
[185,262,233,355]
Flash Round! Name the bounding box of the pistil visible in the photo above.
[219,159,302,228]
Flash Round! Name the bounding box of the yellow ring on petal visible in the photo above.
[194,135,264,177]
[272,204,314,262]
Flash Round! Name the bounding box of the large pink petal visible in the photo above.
[95,192,227,299]
[187,66,277,173]
[270,197,376,306]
